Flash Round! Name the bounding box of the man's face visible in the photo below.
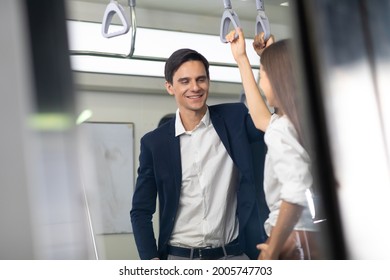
[165,60,209,114]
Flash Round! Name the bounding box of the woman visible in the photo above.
[226,28,320,260]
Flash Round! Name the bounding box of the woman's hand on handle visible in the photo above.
[225,27,247,63]
[253,32,275,56]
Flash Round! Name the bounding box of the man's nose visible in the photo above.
[190,80,201,91]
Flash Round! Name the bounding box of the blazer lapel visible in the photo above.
[168,119,182,196]
[209,108,233,157]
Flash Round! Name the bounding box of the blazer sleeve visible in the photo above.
[245,110,265,143]
[130,136,159,260]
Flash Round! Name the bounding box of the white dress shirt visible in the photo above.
[263,114,317,236]
[169,107,239,248]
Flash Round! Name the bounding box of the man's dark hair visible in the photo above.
[164,48,210,84]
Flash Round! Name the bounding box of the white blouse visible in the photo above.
[263,114,317,236]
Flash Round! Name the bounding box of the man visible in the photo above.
[130,48,269,260]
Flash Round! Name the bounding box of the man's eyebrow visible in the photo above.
[196,75,208,80]
[176,74,207,83]
[177,77,189,82]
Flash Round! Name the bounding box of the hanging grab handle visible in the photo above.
[71,0,136,58]
[128,0,137,57]
[220,0,241,43]
[255,0,270,40]
[102,0,130,38]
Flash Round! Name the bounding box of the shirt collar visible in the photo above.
[175,107,210,137]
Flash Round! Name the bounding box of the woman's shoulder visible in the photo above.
[268,114,296,136]
[266,115,303,151]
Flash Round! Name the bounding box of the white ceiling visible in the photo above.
[71,0,291,25]
[68,0,292,95]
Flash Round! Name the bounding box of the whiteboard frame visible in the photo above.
[80,121,135,235]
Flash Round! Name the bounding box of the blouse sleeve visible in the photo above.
[265,120,312,206]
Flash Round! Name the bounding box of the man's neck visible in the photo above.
[179,107,207,132]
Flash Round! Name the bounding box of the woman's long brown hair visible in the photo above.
[261,39,304,146]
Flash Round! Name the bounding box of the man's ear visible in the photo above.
[165,81,174,96]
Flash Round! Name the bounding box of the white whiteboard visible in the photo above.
[81,122,134,234]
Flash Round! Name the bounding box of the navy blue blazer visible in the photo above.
[130,103,269,260]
